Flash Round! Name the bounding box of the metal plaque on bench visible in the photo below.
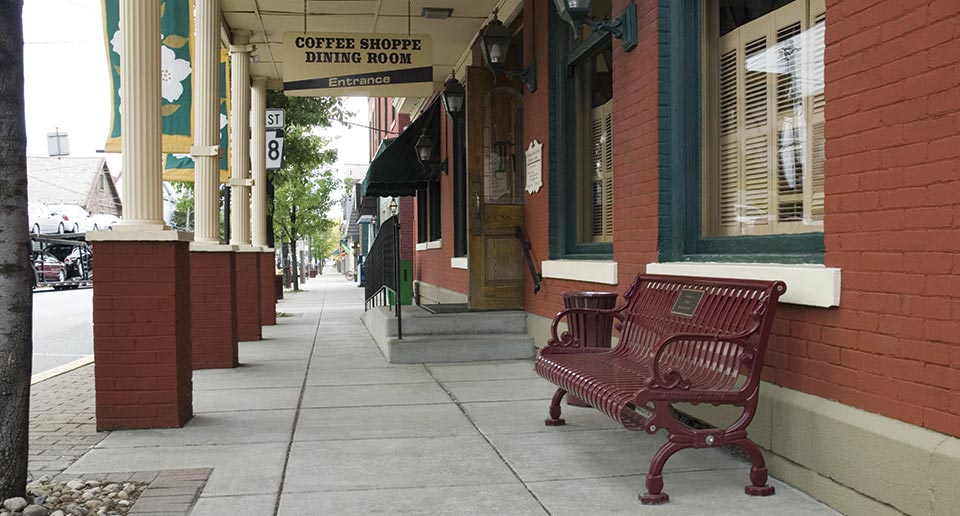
[670,289,705,317]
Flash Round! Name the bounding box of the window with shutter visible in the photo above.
[706,0,825,238]
[576,41,613,244]
[589,100,614,241]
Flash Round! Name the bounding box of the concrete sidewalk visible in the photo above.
[63,271,840,515]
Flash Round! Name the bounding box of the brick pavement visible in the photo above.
[28,364,105,477]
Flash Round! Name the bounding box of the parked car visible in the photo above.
[87,213,121,231]
[45,243,92,280]
[32,250,66,286]
[47,204,91,233]
[28,202,65,234]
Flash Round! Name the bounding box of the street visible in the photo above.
[32,286,93,375]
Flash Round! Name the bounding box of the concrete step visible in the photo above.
[379,334,536,364]
[370,305,528,337]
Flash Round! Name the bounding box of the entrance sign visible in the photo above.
[525,140,543,194]
[266,109,285,129]
[266,130,285,170]
[282,32,434,97]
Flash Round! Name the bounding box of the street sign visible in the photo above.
[266,109,285,129]
[266,129,285,170]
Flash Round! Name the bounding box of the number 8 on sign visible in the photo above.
[266,129,285,169]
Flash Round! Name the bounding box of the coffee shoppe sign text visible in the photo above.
[282,32,434,97]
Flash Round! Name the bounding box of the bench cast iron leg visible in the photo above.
[545,388,567,426]
[640,441,686,504]
[731,438,775,497]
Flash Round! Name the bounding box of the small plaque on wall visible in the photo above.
[670,289,705,317]
[525,140,543,194]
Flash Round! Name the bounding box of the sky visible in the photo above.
[22,0,371,214]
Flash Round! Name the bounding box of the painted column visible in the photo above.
[91,0,192,430]
[229,33,252,247]
[191,0,221,243]
[117,0,163,228]
[250,77,268,248]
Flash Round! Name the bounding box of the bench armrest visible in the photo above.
[644,328,758,392]
[546,307,623,349]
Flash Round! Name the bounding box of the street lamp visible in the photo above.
[552,0,638,51]
[479,13,537,92]
[388,197,398,216]
[441,76,465,119]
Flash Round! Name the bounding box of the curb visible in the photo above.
[31,355,94,385]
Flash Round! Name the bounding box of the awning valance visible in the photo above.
[361,97,441,198]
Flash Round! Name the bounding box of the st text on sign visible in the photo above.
[282,33,434,97]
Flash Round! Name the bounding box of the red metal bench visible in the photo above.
[535,274,786,504]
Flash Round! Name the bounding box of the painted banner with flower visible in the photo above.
[164,49,231,182]
[101,0,194,153]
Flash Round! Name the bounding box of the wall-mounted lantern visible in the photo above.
[415,131,448,176]
[552,0,638,51]
[441,77,465,120]
[480,14,537,92]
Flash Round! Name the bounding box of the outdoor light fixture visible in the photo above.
[441,76,465,119]
[415,131,448,176]
[552,0,638,51]
[480,14,537,92]
[389,198,398,216]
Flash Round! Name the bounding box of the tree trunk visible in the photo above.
[0,0,33,500]
[291,240,299,291]
[281,242,291,287]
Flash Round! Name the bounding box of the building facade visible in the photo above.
[365,1,960,514]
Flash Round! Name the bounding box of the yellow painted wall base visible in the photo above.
[413,280,467,305]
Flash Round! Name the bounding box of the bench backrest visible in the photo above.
[614,274,785,392]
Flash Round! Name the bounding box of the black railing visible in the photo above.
[364,215,402,339]
[515,226,543,294]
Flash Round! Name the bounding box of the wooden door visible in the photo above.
[466,66,525,310]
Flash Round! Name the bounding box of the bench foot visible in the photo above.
[545,388,568,426]
[640,474,669,505]
[745,466,775,496]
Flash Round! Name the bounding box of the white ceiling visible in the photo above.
[221,0,514,89]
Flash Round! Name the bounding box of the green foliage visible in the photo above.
[266,90,350,129]
[272,126,340,246]
[170,181,194,231]
[312,222,340,260]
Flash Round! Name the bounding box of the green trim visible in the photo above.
[453,117,466,257]
[548,0,615,261]
[657,0,825,264]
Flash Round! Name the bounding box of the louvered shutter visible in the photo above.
[718,37,740,235]
[774,2,806,227]
[808,0,826,223]
[590,99,613,241]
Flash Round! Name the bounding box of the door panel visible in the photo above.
[467,66,525,310]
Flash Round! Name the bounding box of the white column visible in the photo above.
[118,0,164,228]
[250,77,267,248]
[192,0,221,243]
[229,33,252,246]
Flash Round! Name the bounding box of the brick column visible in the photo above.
[235,250,262,341]
[92,240,192,431]
[190,249,238,368]
[260,251,276,326]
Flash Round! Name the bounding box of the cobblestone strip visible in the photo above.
[28,364,106,477]
[51,469,211,516]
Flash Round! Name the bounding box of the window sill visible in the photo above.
[541,260,618,285]
[415,239,442,251]
[450,257,467,269]
[645,262,841,307]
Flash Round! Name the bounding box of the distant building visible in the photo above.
[27,157,121,216]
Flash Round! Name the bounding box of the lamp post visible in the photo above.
[388,197,401,339]
[442,77,467,257]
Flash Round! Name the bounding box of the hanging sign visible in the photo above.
[282,32,434,97]
[525,140,543,194]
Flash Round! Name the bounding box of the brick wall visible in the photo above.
[523,0,662,320]
[260,251,276,326]
[774,0,960,436]
[190,251,238,369]
[235,252,262,341]
[92,241,192,430]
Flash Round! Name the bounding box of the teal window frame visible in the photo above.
[547,2,614,260]
[657,0,824,264]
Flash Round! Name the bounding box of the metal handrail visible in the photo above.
[363,215,402,339]
[515,226,542,294]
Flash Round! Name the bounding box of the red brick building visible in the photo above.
[363,1,960,513]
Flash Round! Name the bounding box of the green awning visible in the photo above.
[361,97,441,198]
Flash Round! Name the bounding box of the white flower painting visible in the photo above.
[110,29,192,104]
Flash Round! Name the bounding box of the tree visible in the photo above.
[272,125,340,290]
[312,222,340,266]
[0,0,34,500]
[169,182,195,231]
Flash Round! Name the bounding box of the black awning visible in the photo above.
[361,97,441,198]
